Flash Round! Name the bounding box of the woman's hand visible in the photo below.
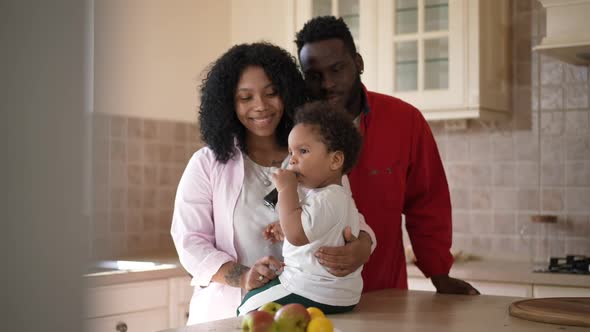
[315,227,372,277]
[241,256,285,291]
[263,221,284,243]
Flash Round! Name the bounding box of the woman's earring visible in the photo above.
[360,69,364,75]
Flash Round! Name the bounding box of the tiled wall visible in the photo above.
[91,114,203,259]
[427,0,590,262]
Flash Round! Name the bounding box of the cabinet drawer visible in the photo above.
[85,308,168,332]
[171,276,193,303]
[408,277,436,292]
[86,280,168,318]
[468,281,532,297]
[533,285,590,298]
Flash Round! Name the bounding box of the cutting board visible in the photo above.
[509,297,590,327]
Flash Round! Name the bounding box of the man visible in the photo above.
[299,16,479,295]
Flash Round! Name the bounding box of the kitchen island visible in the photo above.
[160,289,588,332]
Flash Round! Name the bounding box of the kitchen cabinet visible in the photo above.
[533,285,590,298]
[85,308,168,332]
[408,277,533,297]
[85,280,169,332]
[85,276,194,331]
[374,0,512,120]
[168,276,193,328]
[294,0,512,120]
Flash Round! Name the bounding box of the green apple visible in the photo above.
[241,310,277,332]
[258,302,283,315]
[274,303,311,332]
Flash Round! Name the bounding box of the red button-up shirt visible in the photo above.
[349,87,453,292]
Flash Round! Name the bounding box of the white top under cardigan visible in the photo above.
[171,146,377,325]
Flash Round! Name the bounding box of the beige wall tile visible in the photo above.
[447,164,472,188]
[469,136,492,161]
[492,134,515,161]
[565,84,589,109]
[470,212,493,234]
[542,188,564,212]
[564,63,589,83]
[109,187,127,210]
[127,164,142,186]
[565,161,590,186]
[471,164,492,186]
[451,188,470,210]
[541,135,565,162]
[127,186,142,209]
[472,188,492,210]
[493,213,516,234]
[493,163,516,187]
[540,85,563,110]
[565,111,590,136]
[540,111,565,136]
[447,135,469,161]
[143,188,157,208]
[110,116,127,138]
[143,119,158,140]
[127,118,143,140]
[144,165,158,186]
[109,210,125,233]
[565,135,590,161]
[565,188,590,211]
[567,214,590,237]
[516,162,539,186]
[515,132,539,161]
[126,210,143,233]
[541,162,564,186]
[110,140,126,162]
[518,189,540,211]
[127,141,143,163]
[540,56,563,85]
[494,189,519,210]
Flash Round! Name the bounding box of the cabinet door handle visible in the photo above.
[116,322,128,332]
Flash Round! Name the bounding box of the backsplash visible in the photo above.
[427,0,590,262]
[91,114,203,259]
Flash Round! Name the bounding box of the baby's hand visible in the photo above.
[272,169,298,192]
[263,221,284,244]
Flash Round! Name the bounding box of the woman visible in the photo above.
[171,42,375,324]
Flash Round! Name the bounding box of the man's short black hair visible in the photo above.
[294,101,362,174]
[295,16,357,57]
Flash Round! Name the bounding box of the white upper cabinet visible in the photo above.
[294,0,513,121]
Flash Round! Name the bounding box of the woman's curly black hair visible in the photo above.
[295,16,357,57]
[199,42,306,163]
[294,101,362,174]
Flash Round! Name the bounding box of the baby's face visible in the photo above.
[287,124,340,189]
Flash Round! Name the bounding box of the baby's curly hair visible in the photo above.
[295,16,357,57]
[294,101,362,174]
[199,42,306,163]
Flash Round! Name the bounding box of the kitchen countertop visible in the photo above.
[408,259,590,288]
[83,255,589,288]
[158,289,589,332]
[83,254,189,287]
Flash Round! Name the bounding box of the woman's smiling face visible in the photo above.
[234,66,284,139]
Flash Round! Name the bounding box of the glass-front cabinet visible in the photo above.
[294,0,512,121]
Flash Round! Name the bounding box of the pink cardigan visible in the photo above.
[171,147,376,324]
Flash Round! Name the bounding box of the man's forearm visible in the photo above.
[211,261,248,288]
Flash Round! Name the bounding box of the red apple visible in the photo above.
[274,303,311,332]
[241,310,277,332]
[258,302,283,315]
